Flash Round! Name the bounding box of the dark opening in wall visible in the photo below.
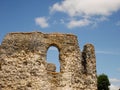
[47,46,60,72]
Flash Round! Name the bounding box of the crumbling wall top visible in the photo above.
[0,31,97,90]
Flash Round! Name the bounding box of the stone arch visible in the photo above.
[46,45,60,72]
[0,32,98,90]
[45,40,65,72]
[47,43,61,52]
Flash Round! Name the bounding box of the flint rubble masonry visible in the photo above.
[0,32,97,90]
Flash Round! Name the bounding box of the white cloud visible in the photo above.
[35,17,49,28]
[109,78,120,90]
[67,19,91,28]
[50,0,120,17]
[50,0,120,28]
[110,84,120,90]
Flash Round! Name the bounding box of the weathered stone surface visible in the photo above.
[0,32,97,90]
[47,63,56,72]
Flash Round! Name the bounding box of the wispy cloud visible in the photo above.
[35,17,49,28]
[96,50,120,55]
[110,78,120,83]
[116,21,120,26]
[110,84,120,90]
[109,78,120,90]
[95,16,109,22]
[35,0,120,28]
[67,19,91,28]
[50,0,120,28]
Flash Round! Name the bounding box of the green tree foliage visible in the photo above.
[97,74,110,90]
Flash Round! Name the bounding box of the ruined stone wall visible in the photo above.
[0,32,97,90]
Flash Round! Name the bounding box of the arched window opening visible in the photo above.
[47,46,60,72]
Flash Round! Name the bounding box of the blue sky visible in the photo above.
[0,0,120,89]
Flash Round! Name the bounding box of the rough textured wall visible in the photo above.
[0,32,97,90]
